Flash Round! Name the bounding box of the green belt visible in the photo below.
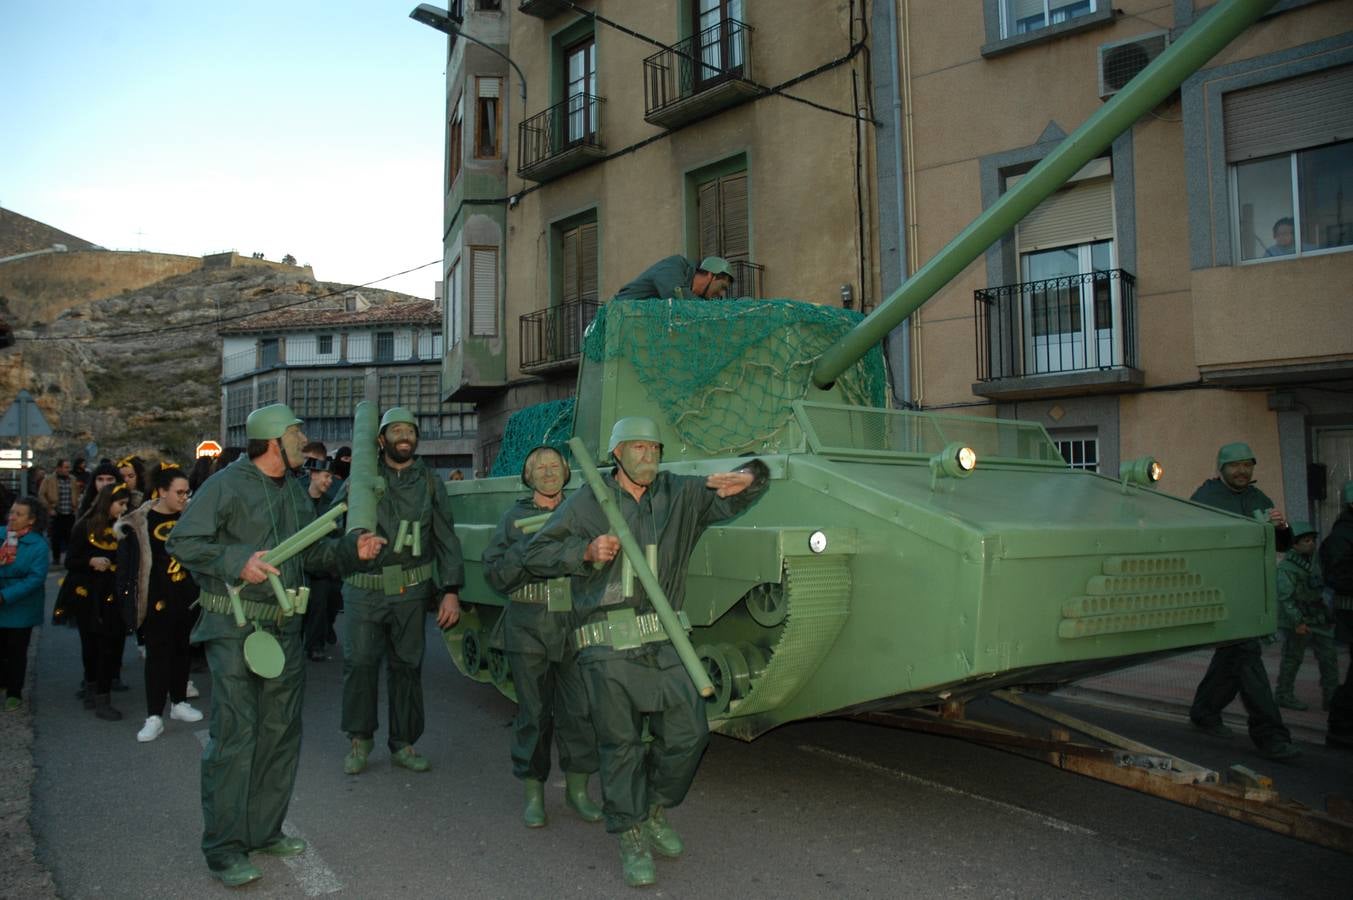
[344,562,436,593]
[197,591,286,626]
[573,610,691,651]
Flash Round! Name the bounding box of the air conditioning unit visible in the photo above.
[1097,31,1170,100]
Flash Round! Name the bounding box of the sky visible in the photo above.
[1,0,450,299]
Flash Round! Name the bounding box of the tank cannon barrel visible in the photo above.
[811,0,1278,389]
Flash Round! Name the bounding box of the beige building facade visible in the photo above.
[884,0,1352,529]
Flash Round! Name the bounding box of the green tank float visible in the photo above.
[439,0,1283,741]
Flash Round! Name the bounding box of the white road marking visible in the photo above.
[798,744,1097,836]
[195,729,344,894]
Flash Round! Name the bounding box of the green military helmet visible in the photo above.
[608,416,663,454]
[1216,442,1256,470]
[1290,521,1317,540]
[245,403,303,440]
[698,256,732,277]
[379,406,419,436]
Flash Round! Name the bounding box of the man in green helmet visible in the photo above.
[612,255,734,301]
[1321,480,1353,750]
[523,416,769,889]
[167,403,385,888]
[481,445,603,828]
[337,406,465,775]
[1187,441,1300,762]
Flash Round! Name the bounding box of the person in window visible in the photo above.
[612,256,734,301]
[1265,216,1296,256]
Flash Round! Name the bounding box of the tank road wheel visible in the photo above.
[737,642,769,681]
[462,628,485,673]
[696,644,734,718]
[745,582,788,627]
[487,645,511,688]
[717,643,753,699]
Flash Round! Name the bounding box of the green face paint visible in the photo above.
[616,441,660,486]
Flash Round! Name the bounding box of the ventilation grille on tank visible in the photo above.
[1059,553,1226,639]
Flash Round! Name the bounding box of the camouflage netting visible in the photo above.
[490,298,887,474]
[585,298,887,456]
[490,397,575,478]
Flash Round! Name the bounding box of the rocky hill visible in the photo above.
[0,257,423,468]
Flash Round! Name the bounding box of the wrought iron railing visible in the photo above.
[518,93,604,173]
[728,259,763,299]
[643,19,751,117]
[519,298,601,369]
[974,269,1137,381]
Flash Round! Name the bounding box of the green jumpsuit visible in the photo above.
[482,497,598,782]
[1276,550,1339,705]
[611,256,697,301]
[1186,476,1292,749]
[337,457,464,752]
[523,460,769,833]
[166,456,364,873]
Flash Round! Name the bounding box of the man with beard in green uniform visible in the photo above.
[1187,441,1300,762]
[481,445,603,828]
[523,417,769,888]
[338,407,465,775]
[167,404,384,888]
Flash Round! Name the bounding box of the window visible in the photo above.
[317,334,333,355]
[259,338,280,368]
[1225,65,1353,262]
[560,221,599,305]
[564,37,597,144]
[289,376,365,418]
[470,247,498,337]
[477,0,500,9]
[1001,0,1096,38]
[256,378,278,406]
[374,332,395,363]
[1054,433,1099,471]
[694,0,745,87]
[448,96,464,186]
[696,170,748,265]
[446,257,461,346]
[1013,161,1123,374]
[475,77,501,158]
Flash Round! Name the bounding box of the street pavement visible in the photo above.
[11,572,1353,898]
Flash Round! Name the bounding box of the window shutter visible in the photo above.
[561,228,580,304]
[1224,66,1353,163]
[1016,178,1114,253]
[478,77,501,98]
[579,223,599,301]
[720,173,749,261]
[471,247,498,336]
[1010,0,1045,21]
[697,180,719,259]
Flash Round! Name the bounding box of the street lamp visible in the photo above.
[409,4,527,103]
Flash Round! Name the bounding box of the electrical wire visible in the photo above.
[16,258,444,343]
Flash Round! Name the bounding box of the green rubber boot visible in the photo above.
[643,805,683,859]
[564,772,604,823]
[523,778,547,828]
[619,824,656,888]
[210,857,263,888]
[392,745,430,773]
[256,835,307,857]
[344,737,374,775]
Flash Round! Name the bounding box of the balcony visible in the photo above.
[517,93,606,183]
[644,19,759,129]
[518,0,569,18]
[727,259,764,299]
[973,269,1143,400]
[519,298,600,373]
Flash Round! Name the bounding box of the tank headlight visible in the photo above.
[809,530,828,554]
[1120,456,1163,488]
[931,442,977,480]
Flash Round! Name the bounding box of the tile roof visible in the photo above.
[220,299,441,334]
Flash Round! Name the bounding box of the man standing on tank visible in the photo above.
[481,445,604,829]
[523,416,769,888]
[167,404,384,888]
[338,407,465,776]
[1187,441,1300,762]
[612,255,734,301]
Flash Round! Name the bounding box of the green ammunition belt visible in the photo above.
[196,591,286,626]
[572,610,691,651]
[343,562,436,592]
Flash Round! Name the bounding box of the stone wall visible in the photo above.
[0,249,201,326]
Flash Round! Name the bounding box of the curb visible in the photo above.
[0,617,59,899]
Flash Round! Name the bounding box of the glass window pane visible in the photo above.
[1297,139,1353,253]
[1234,154,1294,261]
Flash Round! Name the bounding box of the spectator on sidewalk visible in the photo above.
[1321,480,1353,751]
[1187,442,1300,762]
[1274,522,1338,711]
[38,459,77,563]
[0,498,51,711]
